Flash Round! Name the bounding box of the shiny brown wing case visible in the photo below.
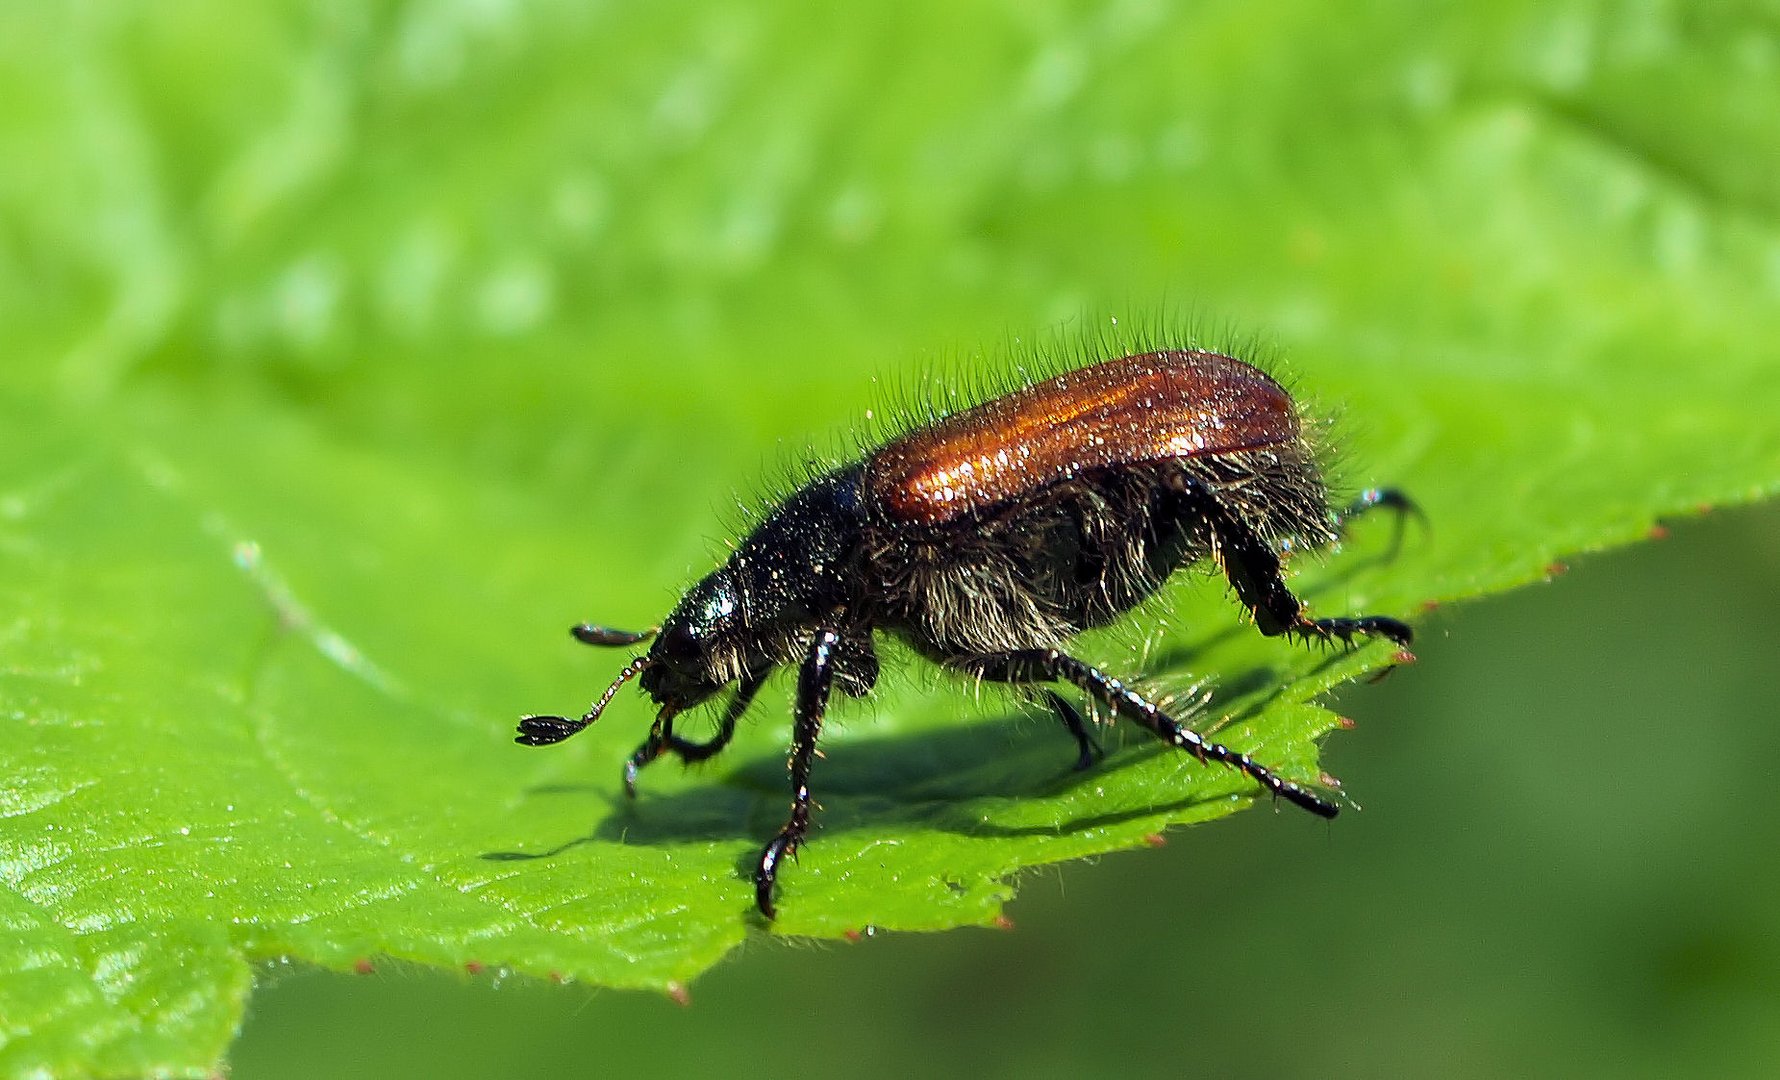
[866,350,1300,525]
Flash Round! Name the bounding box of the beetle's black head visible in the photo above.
[637,570,745,712]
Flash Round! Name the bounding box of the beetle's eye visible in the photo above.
[655,622,702,664]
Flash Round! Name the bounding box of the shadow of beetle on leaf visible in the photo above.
[483,656,1322,870]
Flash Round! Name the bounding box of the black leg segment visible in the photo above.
[755,629,840,919]
[1341,487,1425,557]
[1043,690,1103,771]
[1196,486,1413,648]
[959,649,1338,818]
[623,669,770,798]
[968,660,1102,771]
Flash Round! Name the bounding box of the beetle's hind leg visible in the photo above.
[957,651,1335,818]
[623,669,769,797]
[1201,488,1414,648]
[1340,487,1425,558]
[1289,613,1413,648]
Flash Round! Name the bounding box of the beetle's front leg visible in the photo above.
[623,668,771,797]
[755,628,841,919]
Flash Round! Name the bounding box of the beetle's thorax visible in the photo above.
[728,465,870,624]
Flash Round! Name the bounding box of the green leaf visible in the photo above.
[4,1,1780,1075]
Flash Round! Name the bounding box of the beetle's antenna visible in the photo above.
[516,656,652,746]
[571,624,658,647]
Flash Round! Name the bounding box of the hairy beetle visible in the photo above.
[519,350,1413,918]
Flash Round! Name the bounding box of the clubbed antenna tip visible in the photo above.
[515,656,652,747]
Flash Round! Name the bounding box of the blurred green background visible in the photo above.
[5,0,1780,1076]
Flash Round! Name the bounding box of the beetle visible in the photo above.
[518,349,1413,918]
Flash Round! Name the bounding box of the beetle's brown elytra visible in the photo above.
[869,351,1298,525]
